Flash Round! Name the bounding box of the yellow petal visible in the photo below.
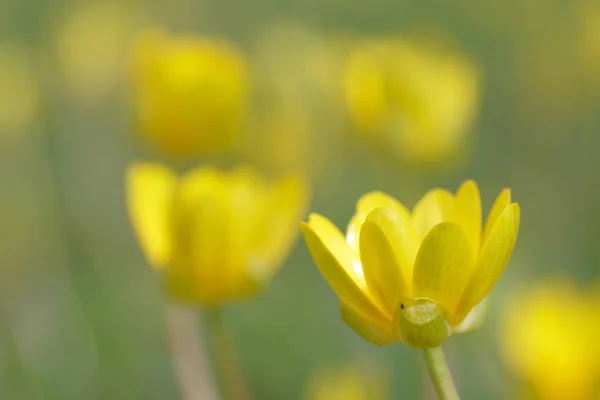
[346,191,410,252]
[412,189,454,242]
[452,180,482,253]
[221,168,266,288]
[179,167,230,297]
[413,222,474,312]
[452,296,489,333]
[301,214,387,322]
[127,162,177,268]
[257,173,310,279]
[482,189,511,245]
[359,207,415,314]
[456,203,520,319]
[340,302,397,346]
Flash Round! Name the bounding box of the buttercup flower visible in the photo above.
[127,163,308,304]
[302,181,519,347]
[131,29,248,156]
[344,38,479,166]
[502,280,600,400]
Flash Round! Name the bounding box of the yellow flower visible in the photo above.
[343,38,480,166]
[301,181,520,347]
[304,363,387,400]
[127,163,308,304]
[57,2,143,105]
[131,29,248,157]
[502,280,600,400]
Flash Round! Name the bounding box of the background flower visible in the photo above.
[127,163,309,304]
[343,37,480,168]
[130,29,249,157]
[501,280,600,400]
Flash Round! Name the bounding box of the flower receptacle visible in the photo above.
[396,298,453,348]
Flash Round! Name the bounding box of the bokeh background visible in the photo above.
[2,0,600,399]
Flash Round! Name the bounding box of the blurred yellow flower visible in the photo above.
[243,22,345,184]
[127,163,308,304]
[302,181,519,347]
[0,44,39,137]
[502,280,600,400]
[131,29,249,157]
[343,38,480,166]
[57,2,143,105]
[304,363,387,400]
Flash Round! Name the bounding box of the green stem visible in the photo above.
[423,346,460,400]
[205,307,249,400]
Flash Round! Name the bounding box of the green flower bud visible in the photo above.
[396,298,453,348]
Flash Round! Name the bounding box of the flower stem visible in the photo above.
[205,307,249,400]
[423,346,460,400]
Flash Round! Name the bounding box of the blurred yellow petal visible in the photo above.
[482,189,511,245]
[413,222,474,313]
[344,49,388,132]
[127,163,177,268]
[301,215,387,322]
[180,168,230,301]
[456,203,520,319]
[340,302,397,346]
[346,191,410,251]
[253,173,310,281]
[452,180,482,253]
[359,207,415,313]
[412,189,454,241]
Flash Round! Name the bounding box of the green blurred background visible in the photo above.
[2,0,600,399]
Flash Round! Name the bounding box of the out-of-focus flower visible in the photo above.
[243,22,344,182]
[343,38,480,166]
[0,45,39,137]
[302,181,519,347]
[502,280,600,400]
[57,2,143,105]
[131,29,249,157]
[127,163,308,304]
[304,363,387,400]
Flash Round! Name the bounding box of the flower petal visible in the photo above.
[346,191,410,252]
[482,189,511,246]
[452,296,489,333]
[301,214,387,322]
[452,180,482,253]
[455,203,520,319]
[359,207,415,314]
[412,189,455,241]
[413,222,474,312]
[340,302,397,346]
[180,167,230,297]
[127,163,177,268]
[258,173,310,276]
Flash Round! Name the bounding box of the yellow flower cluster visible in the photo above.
[302,181,520,347]
[127,163,309,304]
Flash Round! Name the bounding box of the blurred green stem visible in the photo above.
[423,346,460,400]
[205,307,249,400]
